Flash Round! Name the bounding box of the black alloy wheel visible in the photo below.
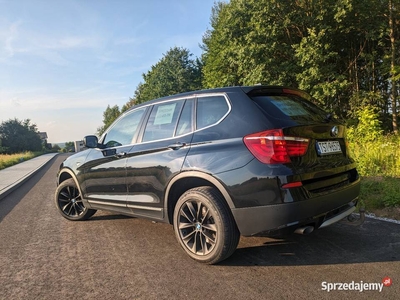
[55,178,96,221]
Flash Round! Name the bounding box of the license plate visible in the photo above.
[316,141,342,155]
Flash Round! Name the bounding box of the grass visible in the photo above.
[0,151,42,170]
[348,134,400,178]
[359,177,400,220]
[348,134,400,219]
[359,177,400,209]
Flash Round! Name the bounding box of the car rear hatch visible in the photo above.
[244,86,359,199]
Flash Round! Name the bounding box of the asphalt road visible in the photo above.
[0,154,399,299]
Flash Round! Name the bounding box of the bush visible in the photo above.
[348,134,400,177]
[347,106,400,208]
[347,105,382,144]
[347,106,399,178]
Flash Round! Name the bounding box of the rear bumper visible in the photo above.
[231,179,360,236]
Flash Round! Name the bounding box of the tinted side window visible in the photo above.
[196,96,229,130]
[103,107,146,148]
[142,100,184,142]
[175,99,194,136]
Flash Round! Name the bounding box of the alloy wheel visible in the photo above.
[57,185,86,218]
[177,200,218,256]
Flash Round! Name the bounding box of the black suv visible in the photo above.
[55,86,360,264]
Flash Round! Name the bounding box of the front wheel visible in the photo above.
[55,178,96,221]
[173,186,240,264]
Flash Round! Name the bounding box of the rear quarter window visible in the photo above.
[196,96,229,129]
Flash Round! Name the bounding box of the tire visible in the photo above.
[173,186,240,264]
[55,178,96,221]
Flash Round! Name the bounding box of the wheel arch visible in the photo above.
[58,169,73,184]
[164,171,235,224]
[57,168,85,202]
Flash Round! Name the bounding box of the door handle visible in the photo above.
[168,142,186,150]
[115,152,127,158]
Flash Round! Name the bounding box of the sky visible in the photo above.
[0,0,217,143]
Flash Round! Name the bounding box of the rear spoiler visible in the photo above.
[241,86,312,101]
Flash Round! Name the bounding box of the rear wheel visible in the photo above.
[173,186,239,264]
[55,178,96,221]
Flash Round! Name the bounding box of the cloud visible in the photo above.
[0,20,23,59]
[4,21,20,56]
[11,98,20,106]
[0,18,102,66]
[44,36,101,50]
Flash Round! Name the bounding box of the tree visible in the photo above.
[202,1,300,88]
[97,105,121,136]
[0,118,42,153]
[134,47,203,104]
[52,144,61,152]
[388,0,399,133]
[64,141,75,152]
[97,47,203,135]
[201,0,399,131]
[0,138,6,153]
[121,97,136,113]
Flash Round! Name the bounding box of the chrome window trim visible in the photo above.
[100,93,232,148]
[100,106,147,146]
[194,94,232,132]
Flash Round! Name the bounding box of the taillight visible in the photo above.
[281,181,303,189]
[243,129,309,164]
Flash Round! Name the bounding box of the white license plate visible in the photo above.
[316,141,342,155]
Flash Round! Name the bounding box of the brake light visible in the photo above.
[281,182,303,189]
[282,88,309,100]
[243,129,309,164]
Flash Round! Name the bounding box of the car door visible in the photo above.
[82,107,147,210]
[124,98,194,219]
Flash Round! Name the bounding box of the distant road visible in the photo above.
[0,154,399,299]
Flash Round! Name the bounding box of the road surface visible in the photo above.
[0,154,399,299]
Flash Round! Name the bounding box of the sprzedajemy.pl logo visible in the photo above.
[321,277,392,293]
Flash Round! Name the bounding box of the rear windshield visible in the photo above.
[251,94,328,122]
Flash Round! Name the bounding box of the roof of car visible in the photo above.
[126,85,302,112]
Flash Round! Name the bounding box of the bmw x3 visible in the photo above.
[55,86,361,264]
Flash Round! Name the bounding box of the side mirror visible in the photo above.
[83,135,98,148]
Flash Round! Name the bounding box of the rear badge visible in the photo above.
[330,126,339,137]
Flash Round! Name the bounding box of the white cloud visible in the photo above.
[44,36,101,50]
[114,37,140,46]
[0,20,22,59]
[4,20,20,56]
[0,18,103,66]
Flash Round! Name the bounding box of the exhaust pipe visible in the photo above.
[294,226,314,235]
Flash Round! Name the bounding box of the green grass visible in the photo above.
[359,177,400,209]
[348,134,400,209]
[348,134,400,178]
[0,152,42,170]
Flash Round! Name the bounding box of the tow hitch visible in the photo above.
[340,207,365,226]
